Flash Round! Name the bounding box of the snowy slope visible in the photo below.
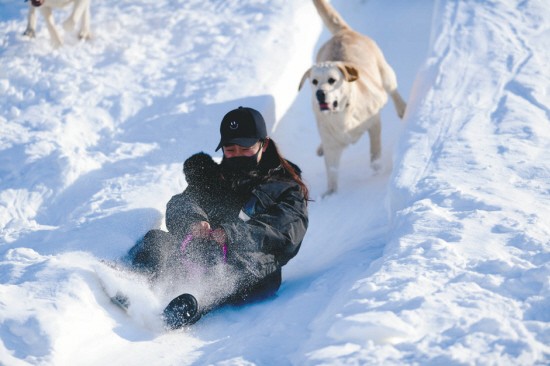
[0,0,549,365]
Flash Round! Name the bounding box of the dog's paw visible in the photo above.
[78,31,92,41]
[63,19,76,32]
[321,188,336,198]
[316,145,324,157]
[51,39,63,49]
[371,160,382,174]
[23,28,36,38]
[51,35,64,48]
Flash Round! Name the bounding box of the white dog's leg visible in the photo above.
[62,18,74,32]
[323,146,343,197]
[63,0,91,40]
[23,4,37,38]
[78,3,91,40]
[63,0,82,31]
[368,115,382,164]
[40,7,63,48]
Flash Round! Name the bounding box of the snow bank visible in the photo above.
[382,0,550,362]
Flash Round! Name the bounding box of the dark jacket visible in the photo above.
[166,151,308,285]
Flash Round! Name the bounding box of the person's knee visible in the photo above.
[232,269,282,305]
[130,230,177,271]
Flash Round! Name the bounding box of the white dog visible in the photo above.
[299,0,406,196]
[23,0,92,48]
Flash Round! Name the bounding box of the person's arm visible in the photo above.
[166,152,221,240]
[166,193,209,241]
[220,183,308,265]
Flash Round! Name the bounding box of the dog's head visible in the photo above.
[298,62,359,113]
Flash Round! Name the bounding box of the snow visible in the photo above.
[1,0,549,364]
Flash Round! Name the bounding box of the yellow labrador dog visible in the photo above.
[23,0,92,48]
[299,0,406,196]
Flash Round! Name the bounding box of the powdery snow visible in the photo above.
[0,0,549,365]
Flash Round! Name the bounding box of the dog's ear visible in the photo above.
[298,68,311,91]
[338,64,359,82]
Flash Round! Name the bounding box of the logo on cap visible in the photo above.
[215,106,267,151]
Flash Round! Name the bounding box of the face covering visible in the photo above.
[221,152,260,174]
[220,147,265,197]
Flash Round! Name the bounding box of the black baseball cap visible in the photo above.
[215,107,267,151]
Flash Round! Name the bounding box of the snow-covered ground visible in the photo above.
[1,0,549,364]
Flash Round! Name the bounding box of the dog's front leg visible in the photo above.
[322,147,343,197]
[23,4,37,38]
[40,7,63,48]
[368,116,382,172]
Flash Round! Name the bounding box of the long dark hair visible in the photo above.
[259,139,310,203]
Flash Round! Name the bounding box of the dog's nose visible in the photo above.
[316,90,326,103]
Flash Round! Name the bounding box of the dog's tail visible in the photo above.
[312,0,351,34]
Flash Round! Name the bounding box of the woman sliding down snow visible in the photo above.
[127,106,309,328]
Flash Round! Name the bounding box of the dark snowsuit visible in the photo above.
[128,150,308,306]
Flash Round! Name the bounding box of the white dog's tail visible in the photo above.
[312,0,351,34]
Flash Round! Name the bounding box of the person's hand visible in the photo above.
[190,222,226,246]
[210,228,227,246]
[190,221,211,238]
